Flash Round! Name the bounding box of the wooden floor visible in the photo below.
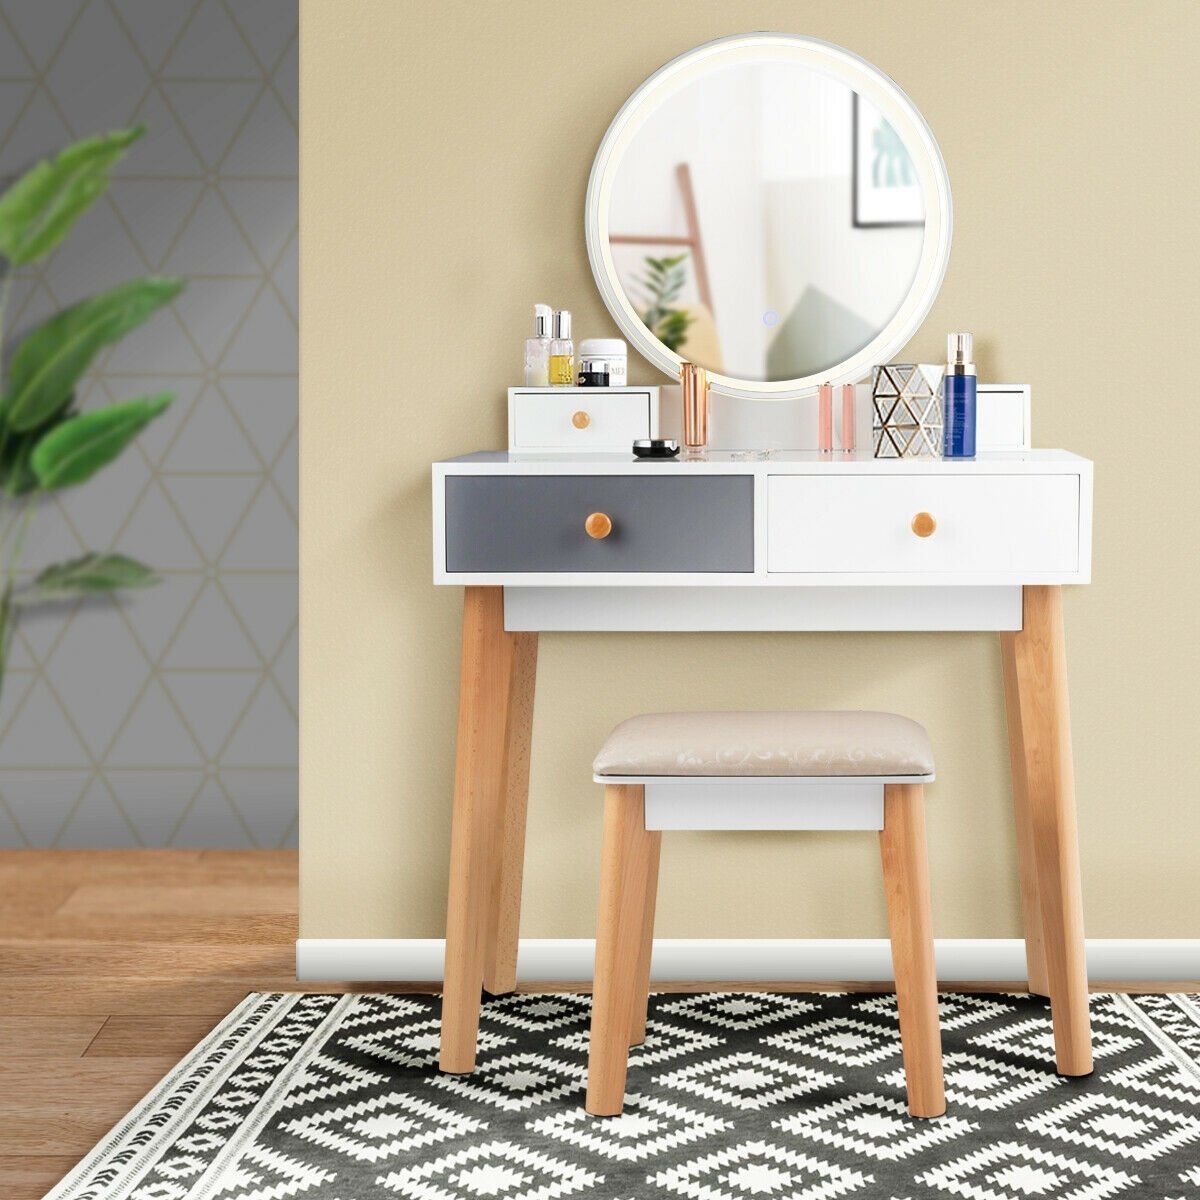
[1,850,1190,1198]
[0,849,319,1200]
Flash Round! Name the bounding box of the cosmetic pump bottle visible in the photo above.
[680,361,709,451]
[942,331,977,458]
[523,303,552,386]
[548,310,574,386]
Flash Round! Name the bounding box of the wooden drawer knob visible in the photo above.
[584,512,613,540]
[911,511,937,538]
[572,410,591,429]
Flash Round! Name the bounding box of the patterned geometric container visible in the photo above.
[872,363,945,458]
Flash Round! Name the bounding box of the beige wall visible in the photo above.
[300,1,1200,945]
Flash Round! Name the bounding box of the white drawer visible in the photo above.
[508,387,656,451]
[767,474,1080,576]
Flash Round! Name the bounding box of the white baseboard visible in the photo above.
[295,938,1200,985]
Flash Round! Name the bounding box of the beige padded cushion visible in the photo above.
[593,711,934,778]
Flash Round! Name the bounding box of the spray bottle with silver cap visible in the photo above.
[523,303,553,386]
[943,331,977,458]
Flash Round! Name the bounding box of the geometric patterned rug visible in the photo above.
[44,991,1200,1199]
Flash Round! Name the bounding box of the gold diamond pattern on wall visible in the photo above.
[0,0,298,847]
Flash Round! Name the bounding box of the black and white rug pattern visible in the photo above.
[46,990,1200,1200]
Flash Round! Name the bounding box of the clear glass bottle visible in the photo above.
[523,303,552,386]
[548,309,574,386]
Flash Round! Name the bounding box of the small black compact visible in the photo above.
[632,439,681,459]
[576,358,611,387]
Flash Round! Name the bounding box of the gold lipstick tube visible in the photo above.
[680,362,709,449]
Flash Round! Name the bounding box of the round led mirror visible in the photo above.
[585,34,952,400]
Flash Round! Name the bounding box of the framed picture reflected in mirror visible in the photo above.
[853,93,926,228]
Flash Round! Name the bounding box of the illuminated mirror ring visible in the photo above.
[585,34,952,400]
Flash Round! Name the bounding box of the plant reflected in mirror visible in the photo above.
[637,253,696,353]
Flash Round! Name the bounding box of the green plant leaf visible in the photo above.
[0,127,144,267]
[30,392,172,489]
[0,398,76,496]
[13,553,159,605]
[3,427,47,496]
[2,276,183,432]
[655,309,696,353]
[637,249,695,352]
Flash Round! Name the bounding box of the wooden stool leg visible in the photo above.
[629,835,661,1047]
[879,783,945,1118]
[440,587,536,1074]
[587,784,660,1116]
[1009,585,1093,1076]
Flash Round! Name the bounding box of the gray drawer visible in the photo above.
[444,475,754,573]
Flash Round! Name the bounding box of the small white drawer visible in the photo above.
[767,474,1080,577]
[508,387,657,452]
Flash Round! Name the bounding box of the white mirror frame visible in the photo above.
[584,33,953,401]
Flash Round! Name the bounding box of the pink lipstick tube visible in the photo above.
[818,383,833,452]
[841,383,856,453]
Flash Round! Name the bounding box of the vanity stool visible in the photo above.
[585,710,946,1120]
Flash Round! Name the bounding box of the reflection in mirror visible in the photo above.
[607,62,926,383]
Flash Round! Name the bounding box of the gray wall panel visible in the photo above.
[0,0,298,847]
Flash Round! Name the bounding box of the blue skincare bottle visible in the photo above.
[943,331,976,458]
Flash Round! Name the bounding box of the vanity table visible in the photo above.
[433,448,1095,1079]
[432,31,1097,1085]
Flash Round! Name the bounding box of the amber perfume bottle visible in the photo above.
[548,309,574,385]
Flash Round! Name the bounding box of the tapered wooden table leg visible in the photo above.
[440,587,538,1074]
[482,632,538,996]
[1000,631,1050,997]
[879,783,945,1118]
[587,785,660,1116]
[1007,585,1092,1075]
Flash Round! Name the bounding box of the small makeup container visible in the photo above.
[577,357,611,387]
[632,438,680,459]
[578,338,627,387]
